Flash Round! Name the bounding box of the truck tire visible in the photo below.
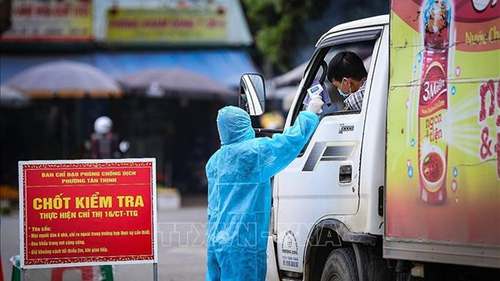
[320,248,359,281]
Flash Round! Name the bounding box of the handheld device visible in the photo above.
[307,84,323,98]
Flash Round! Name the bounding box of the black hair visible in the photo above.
[327,51,367,82]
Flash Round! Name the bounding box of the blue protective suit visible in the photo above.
[206,106,319,281]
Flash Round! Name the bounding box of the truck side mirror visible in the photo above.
[239,73,265,116]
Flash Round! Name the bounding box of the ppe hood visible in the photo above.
[216,106,255,145]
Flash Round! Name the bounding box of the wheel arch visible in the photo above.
[303,219,377,281]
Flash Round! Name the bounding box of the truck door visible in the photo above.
[273,27,384,273]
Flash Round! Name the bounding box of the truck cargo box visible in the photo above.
[385,0,500,268]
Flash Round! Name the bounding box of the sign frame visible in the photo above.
[18,158,157,269]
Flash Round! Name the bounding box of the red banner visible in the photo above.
[19,159,157,268]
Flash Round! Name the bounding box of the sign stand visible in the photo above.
[154,263,158,281]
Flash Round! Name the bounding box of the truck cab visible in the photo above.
[270,15,390,281]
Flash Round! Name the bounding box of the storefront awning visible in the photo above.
[0,50,259,89]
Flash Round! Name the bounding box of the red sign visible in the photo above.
[19,159,157,269]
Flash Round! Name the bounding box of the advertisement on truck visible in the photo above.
[387,0,499,249]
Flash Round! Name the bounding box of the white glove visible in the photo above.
[307,95,324,114]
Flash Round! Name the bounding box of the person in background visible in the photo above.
[327,51,368,111]
[89,116,121,159]
[205,96,323,281]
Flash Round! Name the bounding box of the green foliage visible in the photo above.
[242,0,323,72]
[242,0,390,74]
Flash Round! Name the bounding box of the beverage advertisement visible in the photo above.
[19,159,157,268]
[387,0,499,244]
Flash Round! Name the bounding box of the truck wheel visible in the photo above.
[321,248,359,281]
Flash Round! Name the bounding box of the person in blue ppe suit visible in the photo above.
[206,95,324,281]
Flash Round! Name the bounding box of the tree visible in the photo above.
[241,0,390,77]
[242,0,325,75]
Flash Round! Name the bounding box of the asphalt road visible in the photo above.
[1,196,208,281]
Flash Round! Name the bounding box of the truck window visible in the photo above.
[297,40,376,120]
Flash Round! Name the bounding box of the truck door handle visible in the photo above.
[339,165,352,183]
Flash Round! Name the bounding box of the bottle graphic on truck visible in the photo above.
[418,0,452,205]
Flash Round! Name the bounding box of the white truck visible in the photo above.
[238,0,500,280]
